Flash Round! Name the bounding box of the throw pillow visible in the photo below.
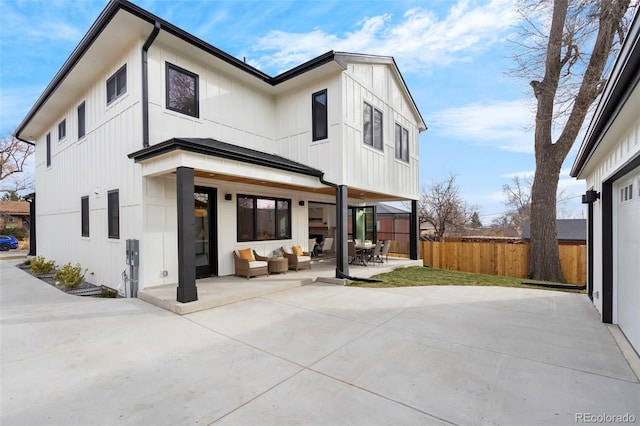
[238,248,255,261]
[292,245,303,256]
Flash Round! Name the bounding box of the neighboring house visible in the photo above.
[0,201,30,230]
[15,0,426,302]
[521,219,587,245]
[570,11,639,354]
[373,203,411,243]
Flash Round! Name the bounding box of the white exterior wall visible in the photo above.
[146,43,277,150]
[34,41,144,290]
[580,84,640,316]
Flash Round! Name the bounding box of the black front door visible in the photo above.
[194,187,217,278]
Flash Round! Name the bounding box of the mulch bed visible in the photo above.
[16,263,118,298]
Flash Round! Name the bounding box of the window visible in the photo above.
[107,190,119,239]
[395,123,409,162]
[363,102,383,150]
[106,65,127,104]
[77,102,86,139]
[46,133,51,167]
[312,89,327,141]
[81,196,89,237]
[58,119,66,141]
[237,195,291,241]
[166,63,199,117]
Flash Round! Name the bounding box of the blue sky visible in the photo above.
[0,0,587,222]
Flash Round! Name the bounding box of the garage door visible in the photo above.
[616,169,640,353]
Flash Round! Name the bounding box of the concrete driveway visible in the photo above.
[1,259,638,425]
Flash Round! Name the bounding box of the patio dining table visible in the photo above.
[355,242,375,265]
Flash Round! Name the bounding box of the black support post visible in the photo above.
[335,185,349,278]
[410,200,419,260]
[26,193,36,256]
[176,167,198,303]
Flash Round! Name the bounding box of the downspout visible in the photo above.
[319,175,382,283]
[142,21,161,148]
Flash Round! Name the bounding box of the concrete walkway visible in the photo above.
[1,259,638,425]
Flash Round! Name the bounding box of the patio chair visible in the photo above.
[308,239,319,257]
[381,240,391,263]
[282,245,312,271]
[368,240,384,264]
[348,241,366,266]
[233,249,269,279]
[320,237,334,254]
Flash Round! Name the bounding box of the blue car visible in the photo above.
[0,235,19,251]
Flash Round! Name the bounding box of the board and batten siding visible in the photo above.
[34,44,145,290]
[146,43,277,151]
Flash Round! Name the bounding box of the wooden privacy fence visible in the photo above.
[420,241,586,285]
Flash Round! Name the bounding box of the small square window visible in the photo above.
[166,63,199,117]
[107,65,127,104]
[58,119,66,141]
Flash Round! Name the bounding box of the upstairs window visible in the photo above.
[77,102,86,139]
[107,189,120,239]
[363,102,383,150]
[81,196,89,237]
[312,89,327,141]
[106,65,127,104]
[166,63,199,117]
[58,119,66,141]
[46,133,51,167]
[395,123,409,162]
[237,195,291,242]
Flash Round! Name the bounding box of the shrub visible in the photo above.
[53,263,87,288]
[30,256,56,274]
[0,227,29,241]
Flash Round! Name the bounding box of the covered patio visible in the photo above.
[138,256,423,314]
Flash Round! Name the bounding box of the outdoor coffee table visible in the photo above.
[268,257,288,274]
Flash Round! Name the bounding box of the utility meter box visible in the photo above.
[126,239,139,266]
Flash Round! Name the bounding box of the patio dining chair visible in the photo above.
[348,241,366,266]
[381,240,391,263]
[368,240,384,264]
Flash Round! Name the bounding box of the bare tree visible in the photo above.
[418,174,477,241]
[514,0,632,281]
[0,135,34,194]
[501,175,532,231]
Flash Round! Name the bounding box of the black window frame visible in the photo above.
[395,123,409,162]
[106,64,127,105]
[46,133,51,167]
[312,89,328,141]
[81,196,89,237]
[77,101,86,139]
[107,189,120,239]
[165,62,199,118]
[363,101,383,150]
[236,194,292,242]
[58,119,66,142]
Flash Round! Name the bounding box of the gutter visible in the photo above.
[142,21,161,148]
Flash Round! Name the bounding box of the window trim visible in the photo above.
[58,119,66,142]
[81,196,89,237]
[312,89,328,141]
[77,101,86,140]
[107,189,120,239]
[165,62,200,118]
[46,133,51,167]
[106,64,127,105]
[363,101,383,151]
[236,194,292,242]
[394,123,409,163]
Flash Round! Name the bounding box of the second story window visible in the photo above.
[77,102,86,139]
[107,65,127,104]
[395,123,409,162]
[166,63,199,117]
[46,133,51,167]
[81,196,89,237]
[363,102,383,150]
[58,119,66,141]
[107,189,120,239]
[312,89,327,141]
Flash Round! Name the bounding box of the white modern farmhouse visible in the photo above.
[15,0,426,303]
[571,11,639,353]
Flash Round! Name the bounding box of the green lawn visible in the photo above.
[347,266,585,293]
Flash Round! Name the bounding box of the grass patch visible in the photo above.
[348,266,585,293]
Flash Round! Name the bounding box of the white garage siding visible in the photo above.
[614,168,640,352]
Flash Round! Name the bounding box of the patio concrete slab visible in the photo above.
[2,259,638,425]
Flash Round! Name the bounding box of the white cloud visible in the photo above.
[430,99,536,153]
[250,0,519,73]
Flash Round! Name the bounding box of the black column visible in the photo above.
[602,182,612,323]
[410,199,419,260]
[176,167,197,303]
[27,193,36,256]
[587,201,594,301]
[335,185,349,278]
